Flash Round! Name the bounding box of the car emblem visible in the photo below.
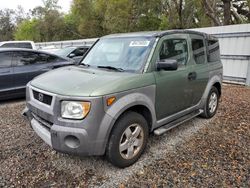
[38,93,44,102]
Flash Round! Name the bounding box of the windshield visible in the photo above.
[54,47,75,57]
[81,37,155,72]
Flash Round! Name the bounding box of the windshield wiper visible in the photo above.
[97,66,124,72]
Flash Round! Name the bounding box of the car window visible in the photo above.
[15,52,39,66]
[159,39,188,66]
[192,39,206,64]
[207,40,220,62]
[0,52,12,68]
[71,48,88,57]
[38,53,65,63]
[1,43,32,49]
[82,37,155,72]
[15,52,65,66]
[1,43,16,48]
[17,43,33,49]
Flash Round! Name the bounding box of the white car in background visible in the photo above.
[0,41,37,50]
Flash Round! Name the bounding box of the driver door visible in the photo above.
[153,34,194,120]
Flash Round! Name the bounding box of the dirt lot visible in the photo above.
[0,85,249,187]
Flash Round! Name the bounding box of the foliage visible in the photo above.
[0,9,16,41]
[1,0,250,42]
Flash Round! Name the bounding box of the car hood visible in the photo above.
[30,66,154,97]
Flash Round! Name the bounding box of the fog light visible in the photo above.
[64,135,80,149]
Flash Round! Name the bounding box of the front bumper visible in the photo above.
[24,107,93,155]
[23,84,115,156]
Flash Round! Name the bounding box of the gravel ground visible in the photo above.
[0,85,249,187]
[124,85,250,187]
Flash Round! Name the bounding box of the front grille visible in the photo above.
[32,113,53,130]
[33,90,52,105]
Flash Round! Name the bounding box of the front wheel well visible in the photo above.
[213,82,221,97]
[115,105,153,132]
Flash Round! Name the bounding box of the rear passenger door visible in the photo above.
[0,52,14,91]
[189,34,209,105]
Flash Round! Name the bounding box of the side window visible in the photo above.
[159,39,188,66]
[1,43,16,48]
[15,52,38,66]
[72,48,85,57]
[17,43,32,49]
[38,53,64,63]
[207,40,220,62]
[191,39,206,64]
[0,52,12,68]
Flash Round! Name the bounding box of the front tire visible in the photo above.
[200,86,219,118]
[106,111,149,168]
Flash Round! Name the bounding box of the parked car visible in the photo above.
[23,30,223,168]
[0,41,36,50]
[39,45,60,53]
[0,48,74,100]
[54,46,90,63]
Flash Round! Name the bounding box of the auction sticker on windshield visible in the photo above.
[129,41,150,47]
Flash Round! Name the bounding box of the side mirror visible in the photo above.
[69,53,76,58]
[157,59,178,71]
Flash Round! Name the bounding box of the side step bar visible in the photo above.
[154,109,203,136]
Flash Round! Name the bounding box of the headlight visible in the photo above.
[61,101,91,119]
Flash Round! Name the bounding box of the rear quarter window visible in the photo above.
[191,39,206,64]
[207,40,220,62]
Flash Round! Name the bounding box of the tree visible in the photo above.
[15,0,79,42]
[0,9,15,41]
[15,19,41,41]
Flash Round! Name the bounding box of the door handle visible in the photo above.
[188,72,197,81]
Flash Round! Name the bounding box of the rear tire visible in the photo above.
[200,86,219,118]
[106,111,149,168]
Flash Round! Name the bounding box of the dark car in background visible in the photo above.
[0,48,74,100]
[54,46,90,63]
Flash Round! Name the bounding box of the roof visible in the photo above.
[102,29,211,39]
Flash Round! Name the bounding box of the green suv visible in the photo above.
[23,30,223,168]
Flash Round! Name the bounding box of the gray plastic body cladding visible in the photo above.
[26,84,115,156]
[98,85,156,151]
[199,65,223,108]
[26,84,156,156]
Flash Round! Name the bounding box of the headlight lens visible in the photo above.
[61,101,91,119]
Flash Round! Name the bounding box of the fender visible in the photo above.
[94,85,157,154]
[200,74,222,108]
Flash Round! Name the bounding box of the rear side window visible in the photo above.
[207,40,220,62]
[14,52,65,66]
[15,52,39,66]
[159,39,188,66]
[0,52,12,68]
[38,53,65,63]
[1,43,32,49]
[192,39,206,64]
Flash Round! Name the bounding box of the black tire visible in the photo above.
[106,111,149,168]
[200,86,219,119]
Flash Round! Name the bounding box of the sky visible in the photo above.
[0,0,72,13]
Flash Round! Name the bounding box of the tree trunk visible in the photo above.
[222,0,231,25]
